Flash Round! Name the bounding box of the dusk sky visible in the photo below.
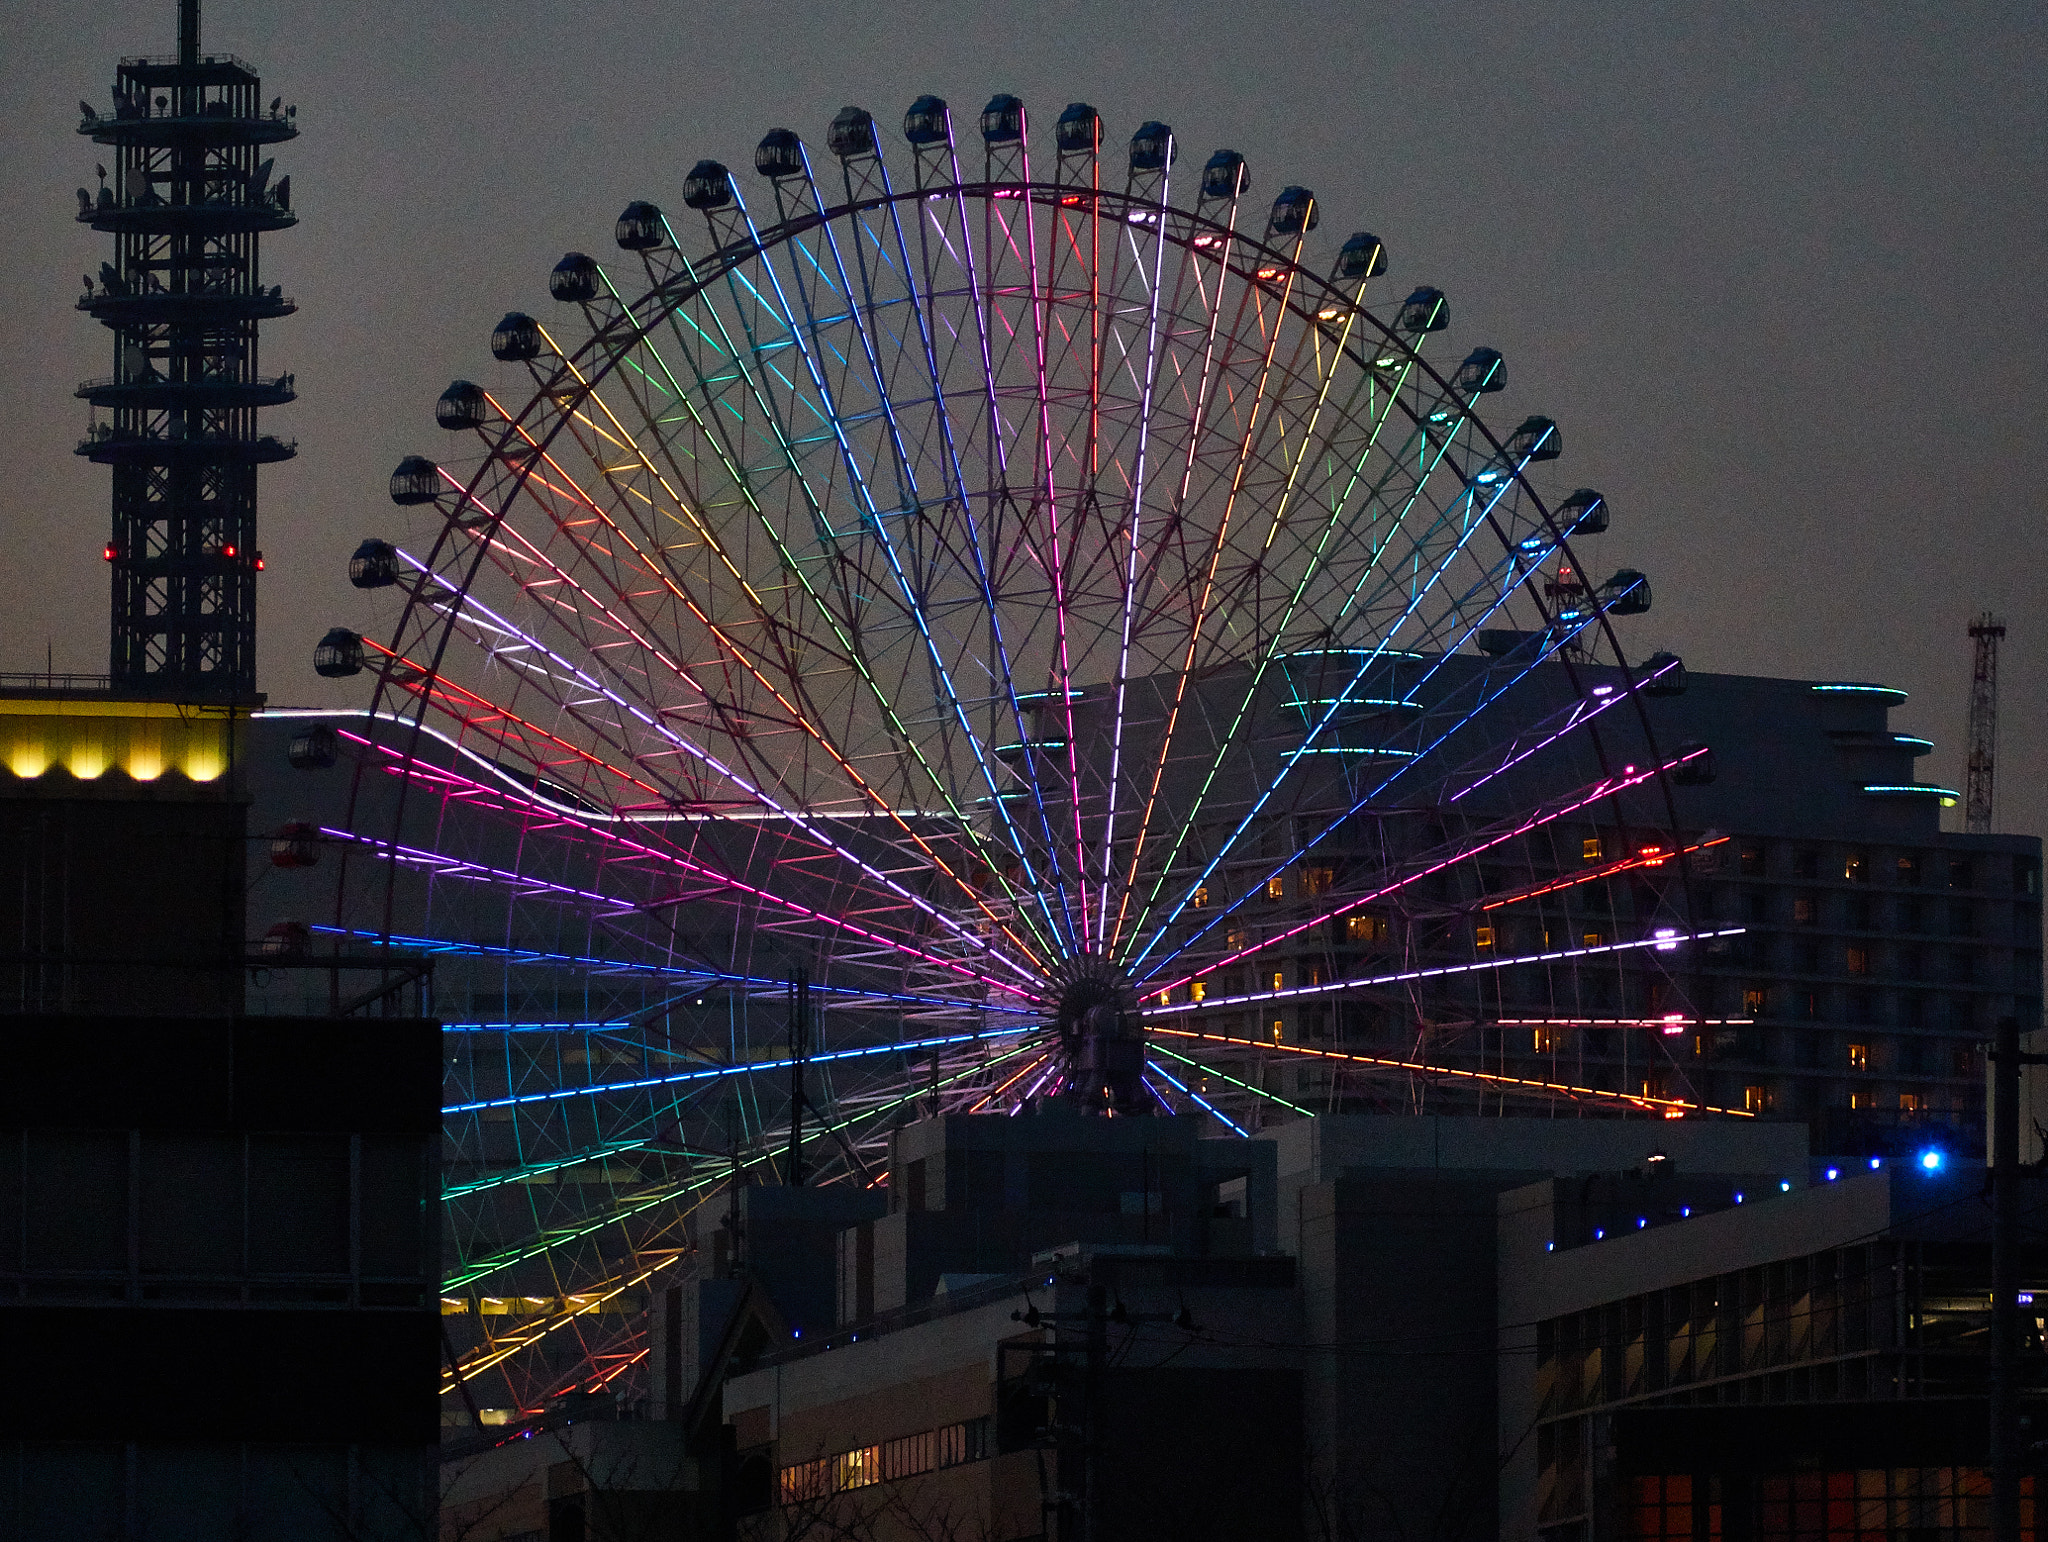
[2,1,2041,839]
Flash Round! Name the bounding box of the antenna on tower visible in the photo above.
[1966,612,2005,835]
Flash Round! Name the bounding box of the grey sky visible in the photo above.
[3,1,2041,839]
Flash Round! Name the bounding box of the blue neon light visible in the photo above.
[1812,682,1908,701]
[1862,784,1961,806]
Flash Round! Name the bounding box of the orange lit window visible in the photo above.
[1844,852,1867,883]
[1743,1084,1773,1113]
[1848,1042,1869,1071]
[1156,989,1171,1007]
[1190,981,1206,1003]
[1533,1027,1558,1053]
[1742,988,1767,1016]
[1846,947,1869,976]
[1270,971,1285,991]
[1850,1090,1874,1110]
[1900,1092,1925,1114]
[1265,875,1285,901]
[1302,866,1334,897]
[1226,929,1248,950]
[1190,886,1209,909]
[1583,837,1604,863]
[1583,931,1604,947]
[1346,914,1388,942]
[1476,925,1495,949]
[1270,1019,1284,1044]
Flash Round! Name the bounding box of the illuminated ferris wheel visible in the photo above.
[314,93,1725,1412]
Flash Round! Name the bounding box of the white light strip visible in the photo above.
[1143,927,1748,1015]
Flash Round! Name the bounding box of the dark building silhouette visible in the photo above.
[0,6,440,1538]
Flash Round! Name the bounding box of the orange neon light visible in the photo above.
[1148,1026,1752,1118]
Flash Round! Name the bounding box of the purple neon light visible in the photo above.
[1149,746,1712,996]
[450,1025,1032,1113]
[1146,926,1747,1015]
[398,540,1045,986]
[331,727,1034,999]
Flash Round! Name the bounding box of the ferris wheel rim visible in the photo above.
[342,173,1676,978]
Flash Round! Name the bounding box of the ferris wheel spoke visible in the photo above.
[1100,263,1406,957]
[752,151,1081,955]
[580,245,1065,973]
[1140,746,1716,992]
[856,169,1085,950]
[441,1037,1035,1320]
[1121,405,1551,973]
[1108,203,1317,950]
[437,411,1054,983]
[1146,1027,1742,1118]
[372,585,1007,982]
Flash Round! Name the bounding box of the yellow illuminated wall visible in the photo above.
[0,697,244,783]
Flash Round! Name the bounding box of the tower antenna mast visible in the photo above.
[1966,612,2005,835]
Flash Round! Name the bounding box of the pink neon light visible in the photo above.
[1149,747,1713,996]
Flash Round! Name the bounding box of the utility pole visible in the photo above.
[787,967,809,1186]
[1990,1013,2040,1542]
[1967,614,2005,835]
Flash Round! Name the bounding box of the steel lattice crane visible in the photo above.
[1966,612,2005,834]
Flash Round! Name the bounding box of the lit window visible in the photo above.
[1533,1026,1557,1053]
[1900,1092,1925,1114]
[1190,886,1209,909]
[1792,897,1816,924]
[1265,875,1285,901]
[1270,971,1285,991]
[1582,837,1603,863]
[1844,852,1867,883]
[1583,930,1604,947]
[1190,981,1206,1003]
[1742,988,1767,1017]
[1743,1084,1772,1113]
[1846,947,1869,976]
[1226,929,1248,950]
[1850,1090,1873,1110]
[1848,1042,1869,1071]
[1157,990,1171,1007]
[1302,866,1334,897]
[1270,1019,1284,1044]
[1475,925,1494,949]
[1346,914,1388,942]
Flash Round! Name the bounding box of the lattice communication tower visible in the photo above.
[1966,612,2004,835]
[76,0,296,697]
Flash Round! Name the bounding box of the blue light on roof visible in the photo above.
[1594,1228,1605,1239]
[1637,1217,1647,1229]
[1813,682,1908,701]
[1681,1206,1690,1217]
[1734,1191,1744,1203]
[1919,1148,1945,1172]
[1546,1241,1556,1252]
[1862,784,1961,807]
[1780,1180,1791,1192]
[1825,1167,1840,1180]
[1869,1156,1883,1170]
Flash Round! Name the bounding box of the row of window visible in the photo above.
[778,1416,991,1506]
[1629,1468,2032,1542]
[1721,847,2037,894]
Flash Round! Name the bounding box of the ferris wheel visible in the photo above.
[313,94,1727,1414]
